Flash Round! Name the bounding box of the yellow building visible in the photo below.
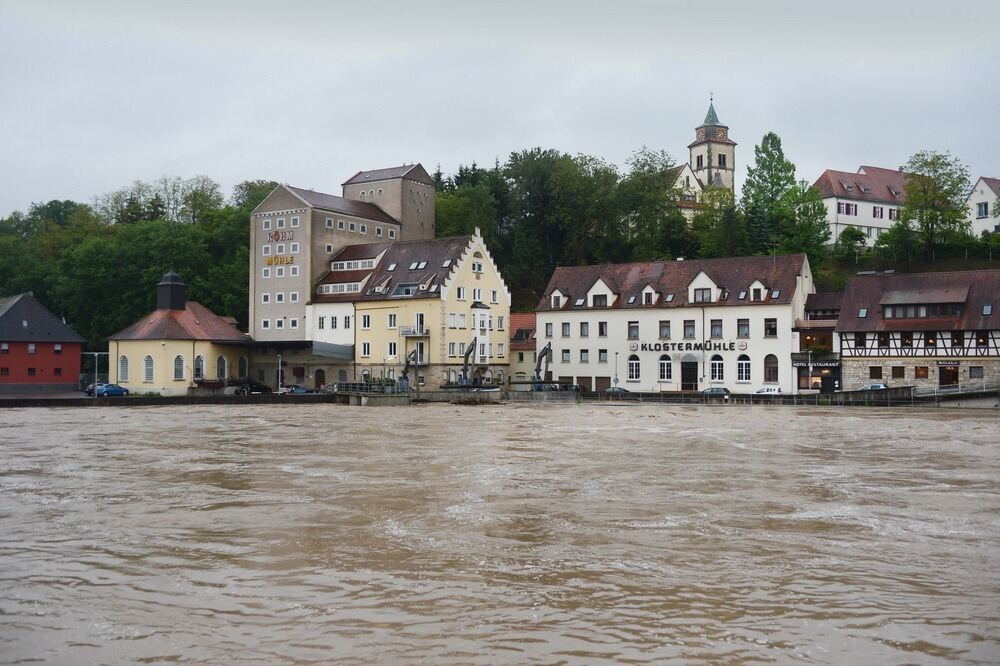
[108,271,252,396]
[309,230,511,386]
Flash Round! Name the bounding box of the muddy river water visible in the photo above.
[1,404,998,664]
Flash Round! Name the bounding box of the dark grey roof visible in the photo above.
[285,185,400,225]
[0,293,86,343]
[342,164,433,186]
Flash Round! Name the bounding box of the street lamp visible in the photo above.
[614,351,619,386]
[277,353,283,390]
[807,348,813,391]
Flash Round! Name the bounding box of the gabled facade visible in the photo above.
[967,176,1000,237]
[508,313,537,386]
[536,254,815,394]
[0,292,85,393]
[108,271,252,396]
[835,269,1000,390]
[812,165,908,245]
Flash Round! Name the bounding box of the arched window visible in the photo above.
[737,354,751,382]
[194,355,205,380]
[764,354,779,383]
[496,370,504,384]
[143,355,154,382]
[658,354,671,381]
[118,355,129,382]
[173,355,184,380]
[710,354,724,381]
[628,354,640,381]
[216,356,227,379]
[361,369,370,383]
[448,369,457,383]
[238,356,248,379]
[338,369,347,382]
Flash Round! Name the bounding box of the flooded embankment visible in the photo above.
[1,404,998,663]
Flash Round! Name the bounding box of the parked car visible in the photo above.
[96,384,129,397]
[84,383,106,396]
[859,382,889,391]
[702,387,731,397]
[753,386,782,395]
[604,386,630,395]
[277,385,311,395]
[225,381,273,396]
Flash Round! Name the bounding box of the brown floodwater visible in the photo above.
[0,404,998,664]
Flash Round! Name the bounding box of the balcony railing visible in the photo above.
[400,326,430,337]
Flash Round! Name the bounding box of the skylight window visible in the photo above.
[442,259,451,268]
[859,308,868,318]
[417,261,427,269]
[387,263,396,271]
[575,298,585,306]
[985,305,993,315]
[738,291,747,300]
[429,284,439,293]
[628,295,636,304]
[409,262,419,270]
[665,294,674,302]
[772,290,780,299]
[720,291,728,300]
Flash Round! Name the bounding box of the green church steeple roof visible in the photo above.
[701,101,720,126]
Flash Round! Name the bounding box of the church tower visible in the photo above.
[688,99,736,192]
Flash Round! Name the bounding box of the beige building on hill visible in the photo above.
[108,271,251,396]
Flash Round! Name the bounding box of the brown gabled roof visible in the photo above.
[313,236,474,303]
[342,164,433,186]
[812,165,907,205]
[0,293,85,343]
[537,254,808,311]
[285,185,400,225]
[108,301,250,343]
[806,292,843,311]
[836,270,1000,333]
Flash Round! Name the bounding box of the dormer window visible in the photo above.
[592,294,608,307]
[552,295,561,308]
[752,288,762,302]
[859,308,868,318]
[694,288,712,303]
[720,291,728,300]
[643,292,654,305]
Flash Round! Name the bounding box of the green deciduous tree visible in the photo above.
[900,150,971,261]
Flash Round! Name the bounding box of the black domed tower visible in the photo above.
[156,269,187,310]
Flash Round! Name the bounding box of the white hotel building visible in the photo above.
[535,254,816,394]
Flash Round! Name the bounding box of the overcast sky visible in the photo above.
[1,0,997,216]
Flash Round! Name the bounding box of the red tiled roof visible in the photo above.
[537,254,808,311]
[812,165,907,205]
[509,312,536,350]
[108,301,251,342]
[805,292,843,311]
[836,270,1000,333]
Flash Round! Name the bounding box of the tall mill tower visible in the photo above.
[688,99,736,192]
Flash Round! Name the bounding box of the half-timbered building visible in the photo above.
[836,270,1000,389]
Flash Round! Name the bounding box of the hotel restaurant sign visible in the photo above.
[629,340,748,352]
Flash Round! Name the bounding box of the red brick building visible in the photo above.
[0,293,85,393]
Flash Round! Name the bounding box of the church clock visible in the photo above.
[716,128,727,140]
[696,128,705,141]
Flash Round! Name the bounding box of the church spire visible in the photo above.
[701,96,720,127]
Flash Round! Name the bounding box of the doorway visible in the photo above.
[681,362,698,391]
[939,365,959,386]
[314,369,326,390]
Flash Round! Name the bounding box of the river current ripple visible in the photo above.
[0,404,998,664]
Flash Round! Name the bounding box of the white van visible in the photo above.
[753,386,782,395]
